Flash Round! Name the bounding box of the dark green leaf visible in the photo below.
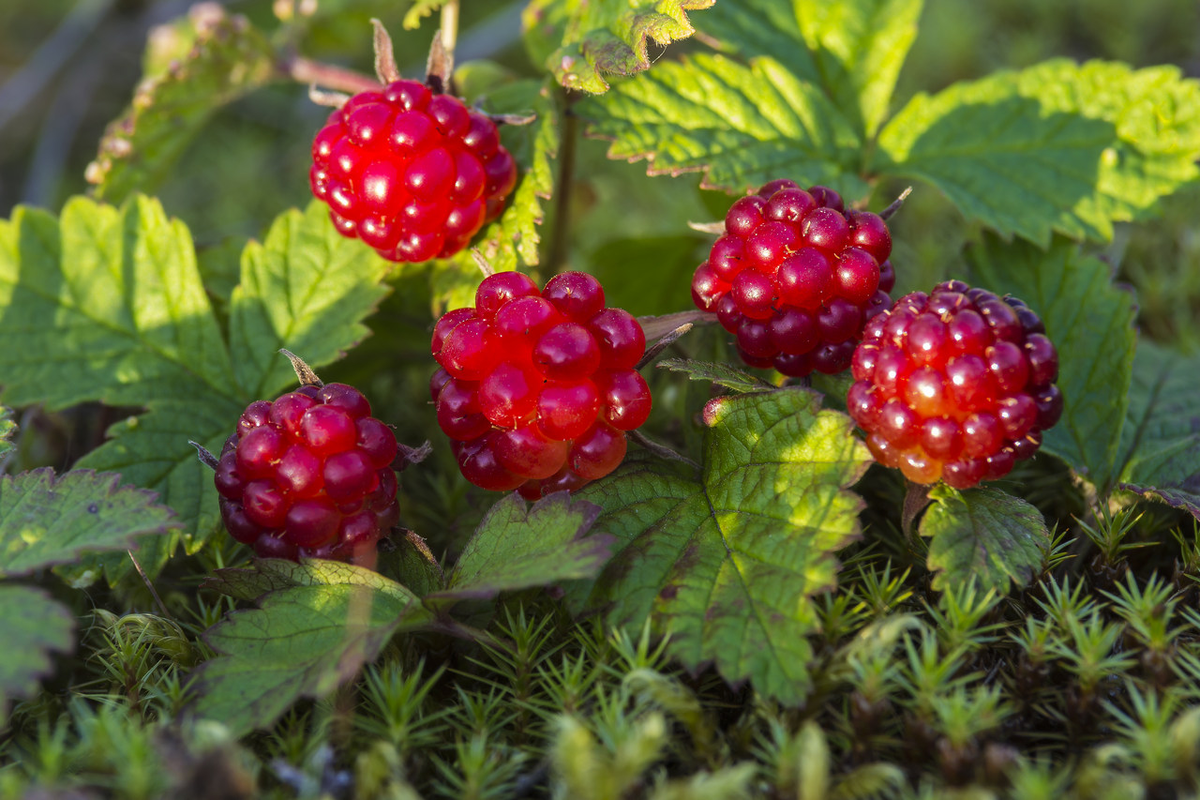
[228,201,391,399]
[703,0,922,139]
[874,60,1200,243]
[921,486,1049,593]
[87,7,278,203]
[0,586,75,721]
[965,233,1136,490]
[192,564,430,736]
[380,530,446,597]
[1117,342,1200,517]
[428,492,611,605]
[655,358,776,394]
[0,469,177,578]
[0,196,394,579]
[578,52,868,198]
[521,0,715,94]
[578,389,871,703]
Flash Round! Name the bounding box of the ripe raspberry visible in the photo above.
[214,383,401,563]
[431,271,650,499]
[692,180,896,376]
[847,280,1062,489]
[309,80,519,263]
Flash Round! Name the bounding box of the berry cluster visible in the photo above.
[847,280,1063,489]
[310,80,518,263]
[431,271,650,498]
[691,180,895,376]
[215,383,401,562]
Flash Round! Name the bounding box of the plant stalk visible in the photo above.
[548,102,578,271]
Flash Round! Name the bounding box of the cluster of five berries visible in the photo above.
[211,51,1060,563]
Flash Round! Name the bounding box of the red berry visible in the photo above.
[848,281,1062,489]
[310,79,519,262]
[692,180,896,373]
[216,382,401,564]
[432,271,649,496]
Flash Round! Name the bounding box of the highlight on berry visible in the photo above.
[431,270,650,498]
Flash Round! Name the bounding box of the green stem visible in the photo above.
[548,103,578,271]
[440,0,460,58]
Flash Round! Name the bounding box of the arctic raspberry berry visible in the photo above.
[215,382,401,563]
[310,80,518,263]
[692,180,895,376]
[432,271,649,499]
[847,280,1062,489]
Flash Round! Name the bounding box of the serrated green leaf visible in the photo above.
[522,0,714,94]
[703,0,922,139]
[0,196,393,580]
[428,492,611,605]
[403,0,446,29]
[578,52,868,199]
[229,201,391,397]
[655,358,776,394]
[578,389,871,703]
[874,59,1200,244]
[0,585,75,722]
[87,7,278,203]
[193,566,430,736]
[921,486,1049,593]
[0,469,177,578]
[1117,341,1200,517]
[428,78,558,313]
[965,233,1136,490]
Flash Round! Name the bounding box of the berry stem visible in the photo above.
[440,0,460,65]
[285,55,382,96]
[126,550,171,619]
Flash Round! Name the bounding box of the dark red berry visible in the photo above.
[310,79,518,262]
[217,382,400,564]
[847,281,1061,487]
[433,272,649,497]
[692,180,896,374]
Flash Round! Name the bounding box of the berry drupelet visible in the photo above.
[215,382,401,563]
[431,271,650,499]
[309,80,518,263]
[847,280,1063,489]
[691,180,895,376]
